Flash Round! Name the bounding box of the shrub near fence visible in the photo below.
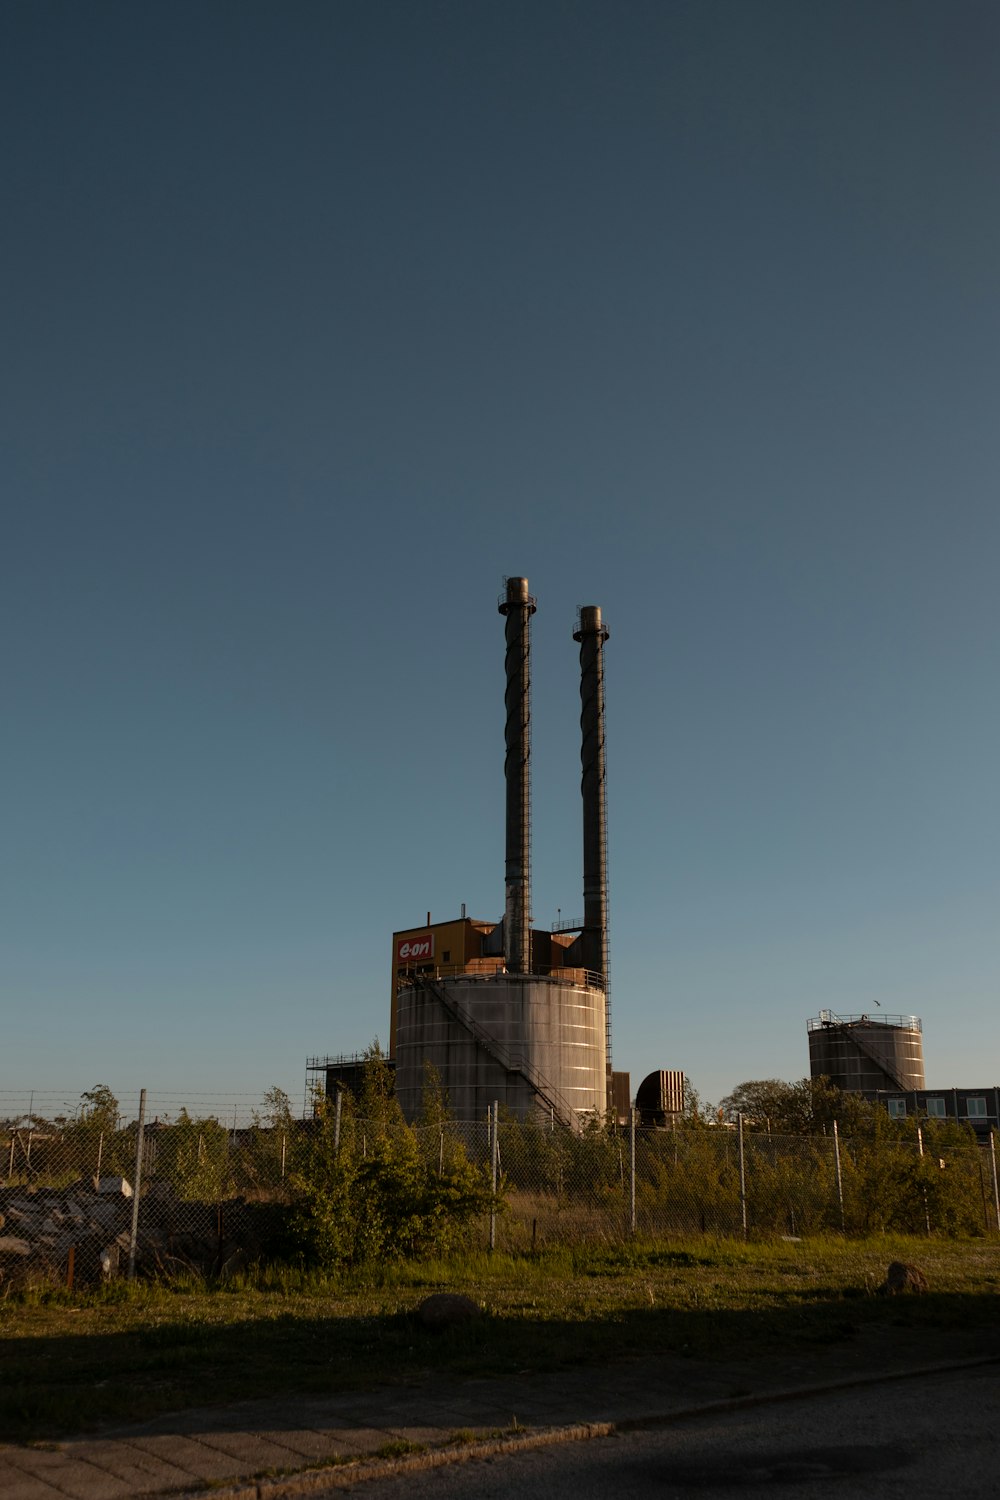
[2,1095,1000,1288]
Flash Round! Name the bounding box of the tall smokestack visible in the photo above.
[574,605,610,983]
[498,576,536,974]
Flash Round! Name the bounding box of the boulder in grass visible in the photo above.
[878,1261,929,1296]
[417,1293,481,1330]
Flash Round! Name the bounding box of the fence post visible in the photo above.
[917,1126,931,1235]
[333,1086,343,1156]
[280,1133,287,1180]
[991,1132,1000,1234]
[127,1089,147,1281]
[7,1132,14,1181]
[95,1130,104,1186]
[629,1106,636,1234]
[738,1113,748,1239]
[489,1102,499,1252]
[832,1119,845,1232]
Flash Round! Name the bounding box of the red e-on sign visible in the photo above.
[396,933,434,963]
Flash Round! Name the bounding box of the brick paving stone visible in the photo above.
[381,1424,452,1446]
[251,1428,357,1462]
[1,1448,76,1477]
[0,1448,133,1500]
[2,1446,137,1500]
[0,1468,70,1500]
[311,1424,399,1454]
[68,1439,198,1491]
[126,1433,252,1481]
[194,1429,328,1469]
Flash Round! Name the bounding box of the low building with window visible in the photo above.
[872,1087,1000,1138]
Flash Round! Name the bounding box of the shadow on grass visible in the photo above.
[2,1290,999,1443]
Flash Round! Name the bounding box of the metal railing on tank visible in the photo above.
[396,963,607,991]
[807,1012,922,1032]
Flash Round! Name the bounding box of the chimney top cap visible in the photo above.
[499,576,537,615]
[574,604,610,641]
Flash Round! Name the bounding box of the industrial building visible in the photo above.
[391,579,620,1127]
[869,1086,1000,1138]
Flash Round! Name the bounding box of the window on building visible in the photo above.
[966,1097,987,1117]
[887,1098,906,1119]
[442,950,451,963]
[926,1097,947,1117]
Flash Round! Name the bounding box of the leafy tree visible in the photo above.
[259,1086,294,1130]
[718,1076,879,1136]
[80,1084,120,1133]
[53,1084,131,1182]
[239,1087,298,1193]
[152,1110,231,1199]
[681,1078,712,1125]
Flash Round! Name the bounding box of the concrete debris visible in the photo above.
[96,1174,133,1196]
[0,1181,281,1288]
[0,1181,133,1287]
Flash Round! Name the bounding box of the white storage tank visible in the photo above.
[395,972,607,1126]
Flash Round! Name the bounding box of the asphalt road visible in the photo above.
[327,1363,999,1499]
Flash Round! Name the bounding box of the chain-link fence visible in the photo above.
[0,1094,301,1288]
[3,1095,999,1289]
[483,1117,1000,1248]
[411,1114,1000,1249]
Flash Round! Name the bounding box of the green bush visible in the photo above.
[288,1049,494,1270]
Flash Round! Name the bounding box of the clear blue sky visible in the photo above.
[3,0,998,1122]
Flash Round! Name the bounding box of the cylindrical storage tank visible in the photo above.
[807,1012,924,1093]
[395,974,607,1126]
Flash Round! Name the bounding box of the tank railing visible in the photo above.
[305,1053,372,1071]
[808,1013,922,1032]
[497,584,537,611]
[398,963,606,990]
[411,975,578,1130]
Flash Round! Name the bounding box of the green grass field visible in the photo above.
[2,1235,998,1442]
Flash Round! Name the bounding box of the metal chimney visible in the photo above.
[498,576,536,974]
[574,605,610,983]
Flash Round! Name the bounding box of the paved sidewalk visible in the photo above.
[2,1325,996,1500]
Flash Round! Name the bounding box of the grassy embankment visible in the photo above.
[2,1234,998,1442]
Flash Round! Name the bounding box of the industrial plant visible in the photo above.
[311,578,630,1129]
[391,580,619,1127]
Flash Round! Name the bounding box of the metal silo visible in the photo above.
[807,1011,925,1093]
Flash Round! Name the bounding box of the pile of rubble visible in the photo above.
[0,1178,285,1287]
[0,1176,134,1287]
